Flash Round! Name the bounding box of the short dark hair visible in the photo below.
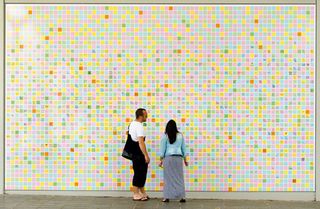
[135,108,146,119]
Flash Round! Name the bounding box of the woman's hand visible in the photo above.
[184,160,189,166]
[158,160,163,168]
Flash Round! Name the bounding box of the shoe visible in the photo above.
[180,198,186,203]
[162,198,169,202]
[140,196,149,201]
[142,194,150,200]
[133,194,148,201]
[133,196,148,201]
[140,193,150,200]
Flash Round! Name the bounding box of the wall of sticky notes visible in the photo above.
[5,5,315,191]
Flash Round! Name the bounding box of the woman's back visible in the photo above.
[160,133,186,158]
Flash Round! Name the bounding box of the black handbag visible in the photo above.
[121,124,144,161]
[122,131,135,160]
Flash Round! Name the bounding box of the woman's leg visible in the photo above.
[163,156,185,199]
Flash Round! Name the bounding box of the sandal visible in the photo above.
[133,196,148,201]
[133,194,143,201]
[140,196,149,201]
[141,193,150,200]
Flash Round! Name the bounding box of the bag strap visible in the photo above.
[126,123,131,137]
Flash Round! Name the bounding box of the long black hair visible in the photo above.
[165,120,179,144]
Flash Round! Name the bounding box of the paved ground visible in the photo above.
[0,195,320,209]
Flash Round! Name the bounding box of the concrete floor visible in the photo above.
[0,195,320,209]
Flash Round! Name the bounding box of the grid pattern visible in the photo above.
[5,5,315,191]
